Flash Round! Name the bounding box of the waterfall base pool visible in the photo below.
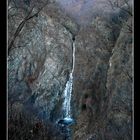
[56,117,75,140]
[57,117,75,126]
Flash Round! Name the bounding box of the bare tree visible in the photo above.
[107,0,132,16]
[8,0,50,54]
[105,0,133,35]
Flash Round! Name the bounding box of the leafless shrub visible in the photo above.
[107,0,132,16]
[106,0,132,33]
[8,0,50,54]
[8,103,66,140]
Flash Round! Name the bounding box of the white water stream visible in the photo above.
[63,41,75,118]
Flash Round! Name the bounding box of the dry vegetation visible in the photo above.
[8,103,66,140]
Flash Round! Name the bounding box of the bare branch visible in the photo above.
[8,2,48,54]
[8,7,34,53]
[107,0,132,16]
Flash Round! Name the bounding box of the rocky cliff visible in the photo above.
[72,17,132,140]
[8,6,75,119]
[8,0,133,140]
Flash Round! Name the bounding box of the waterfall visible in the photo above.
[63,41,75,118]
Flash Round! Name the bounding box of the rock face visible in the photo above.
[8,6,74,121]
[8,0,133,140]
[104,17,132,140]
[72,17,132,140]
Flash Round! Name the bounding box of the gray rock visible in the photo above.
[8,7,73,121]
[72,17,132,140]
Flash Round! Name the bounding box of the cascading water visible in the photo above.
[57,39,76,140]
[63,41,75,119]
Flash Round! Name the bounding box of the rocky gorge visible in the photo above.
[8,0,133,140]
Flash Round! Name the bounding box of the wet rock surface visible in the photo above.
[8,0,133,140]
